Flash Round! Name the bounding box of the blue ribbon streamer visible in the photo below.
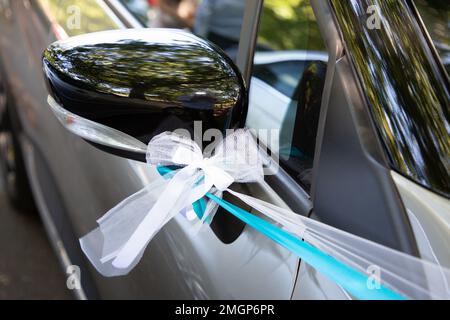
[157,166,406,300]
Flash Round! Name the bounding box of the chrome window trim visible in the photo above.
[103,0,144,29]
[96,0,127,29]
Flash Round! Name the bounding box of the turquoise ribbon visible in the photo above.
[157,166,207,220]
[157,166,406,300]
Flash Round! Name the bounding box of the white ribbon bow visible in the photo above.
[80,130,264,276]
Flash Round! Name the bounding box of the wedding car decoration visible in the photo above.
[80,130,450,300]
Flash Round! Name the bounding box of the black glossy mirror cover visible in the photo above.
[42,29,246,145]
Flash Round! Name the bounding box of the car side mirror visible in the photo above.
[42,29,246,162]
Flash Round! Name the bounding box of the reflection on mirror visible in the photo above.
[43,28,246,161]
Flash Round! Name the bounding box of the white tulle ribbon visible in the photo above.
[80,130,450,300]
[224,190,450,299]
[80,130,264,276]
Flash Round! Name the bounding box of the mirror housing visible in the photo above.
[43,29,246,162]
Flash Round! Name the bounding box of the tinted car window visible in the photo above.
[332,0,450,199]
[246,0,328,193]
[414,0,450,74]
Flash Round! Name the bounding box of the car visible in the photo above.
[0,0,448,300]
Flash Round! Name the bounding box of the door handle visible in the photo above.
[209,183,252,244]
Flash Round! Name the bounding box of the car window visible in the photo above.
[37,0,120,37]
[119,0,245,58]
[414,0,450,75]
[246,0,328,193]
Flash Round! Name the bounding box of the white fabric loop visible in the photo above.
[81,129,262,274]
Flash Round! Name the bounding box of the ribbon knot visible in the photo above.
[171,145,235,192]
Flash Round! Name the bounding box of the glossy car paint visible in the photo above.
[43,29,246,153]
[393,172,450,270]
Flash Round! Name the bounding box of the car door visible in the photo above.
[89,0,301,300]
[2,0,302,299]
[93,0,351,299]
[97,0,430,301]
